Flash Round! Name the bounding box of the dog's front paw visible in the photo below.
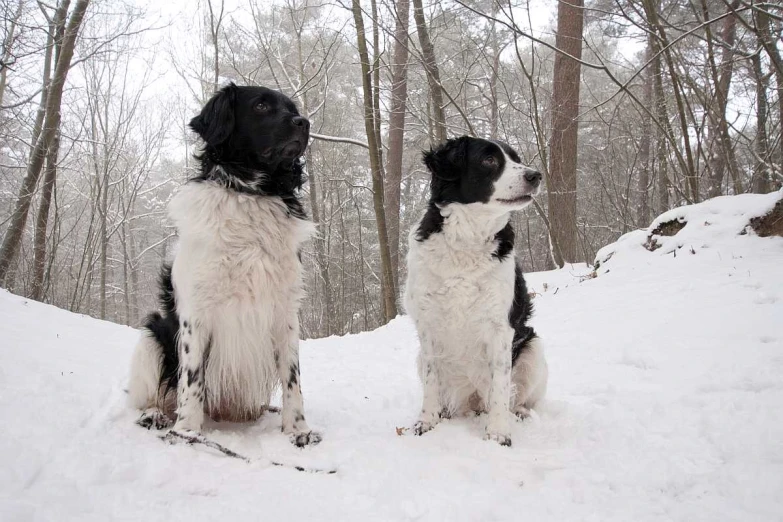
[136,409,172,430]
[413,420,436,436]
[484,430,512,447]
[291,430,322,447]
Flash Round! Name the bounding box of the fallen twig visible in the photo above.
[161,430,337,474]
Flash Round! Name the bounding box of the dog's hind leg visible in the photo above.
[129,332,173,429]
[276,317,321,447]
[128,334,163,410]
[170,317,209,434]
[511,337,548,420]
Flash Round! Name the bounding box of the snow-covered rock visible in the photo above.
[595,189,783,272]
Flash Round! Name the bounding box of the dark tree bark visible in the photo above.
[384,0,409,287]
[351,0,397,323]
[412,0,446,144]
[704,0,741,197]
[754,5,783,188]
[30,8,65,301]
[643,0,698,202]
[206,0,225,93]
[637,38,653,227]
[0,0,24,108]
[31,131,59,301]
[547,0,584,266]
[0,0,89,284]
[751,51,771,194]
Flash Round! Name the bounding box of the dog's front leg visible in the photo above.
[171,317,208,433]
[277,319,321,447]
[414,334,442,435]
[485,334,513,446]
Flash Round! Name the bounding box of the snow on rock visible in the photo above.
[595,188,783,271]
[2,191,783,521]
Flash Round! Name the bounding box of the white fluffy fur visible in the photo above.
[128,334,163,410]
[510,336,548,418]
[404,148,547,445]
[128,179,315,435]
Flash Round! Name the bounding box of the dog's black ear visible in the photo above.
[422,136,469,177]
[189,82,238,146]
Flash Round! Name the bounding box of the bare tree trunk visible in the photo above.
[128,220,140,323]
[705,0,741,197]
[412,0,446,144]
[99,141,109,320]
[206,0,224,91]
[646,9,670,214]
[754,6,783,187]
[643,0,698,202]
[384,0,409,289]
[0,0,24,107]
[351,0,397,323]
[121,218,130,324]
[31,130,59,300]
[0,0,89,284]
[488,4,500,140]
[751,52,771,194]
[547,0,583,266]
[637,38,653,227]
[30,10,63,300]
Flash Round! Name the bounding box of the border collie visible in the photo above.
[404,136,548,447]
[128,83,320,447]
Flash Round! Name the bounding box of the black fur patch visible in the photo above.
[187,367,200,387]
[509,262,536,365]
[415,203,445,242]
[492,221,515,261]
[143,264,180,395]
[288,363,299,389]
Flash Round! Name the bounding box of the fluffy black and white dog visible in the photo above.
[128,83,320,447]
[404,136,548,447]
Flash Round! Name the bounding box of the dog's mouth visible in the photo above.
[280,140,305,159]
[496,194,534,205]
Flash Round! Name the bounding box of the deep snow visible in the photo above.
[1,191,782,522]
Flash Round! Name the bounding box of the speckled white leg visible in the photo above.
[171,317,207,433]
[277,318,320,447]
[414,335,442,436]
[485,331,513,446]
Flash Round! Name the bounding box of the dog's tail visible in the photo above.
[128,265,180,409]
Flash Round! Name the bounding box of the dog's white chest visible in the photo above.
[167,182,314,309]
[404,224,516,349]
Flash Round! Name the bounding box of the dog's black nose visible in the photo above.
[292,116,310,130]
[524,169,542,187]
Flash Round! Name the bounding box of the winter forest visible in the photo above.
[0,0,781,338]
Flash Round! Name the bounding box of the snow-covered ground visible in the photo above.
[2,192,783,522]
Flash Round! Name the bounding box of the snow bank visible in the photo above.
[595,189,783,272]
[2,192,783,520]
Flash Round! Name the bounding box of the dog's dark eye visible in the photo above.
[482,156,499,168]
[255,102,269,113]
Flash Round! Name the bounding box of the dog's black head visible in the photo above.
[423,136,542,209]
[190,83,310,197]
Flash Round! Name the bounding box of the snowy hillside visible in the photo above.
[2,192,783,522]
